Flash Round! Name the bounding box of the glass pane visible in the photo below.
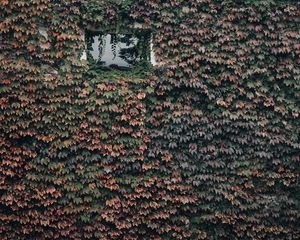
[86,31,151,69]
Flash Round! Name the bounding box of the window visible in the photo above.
[82,29,157,69]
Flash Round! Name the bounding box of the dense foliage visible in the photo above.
[0,0,299,239]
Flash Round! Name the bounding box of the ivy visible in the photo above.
[0,0,299,239]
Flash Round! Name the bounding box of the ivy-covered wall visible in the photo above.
[1,0,299,239]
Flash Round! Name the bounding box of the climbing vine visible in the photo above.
[0,0,299,239]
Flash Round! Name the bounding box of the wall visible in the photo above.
[0,0,299,239]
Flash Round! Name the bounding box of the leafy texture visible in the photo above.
[0,0,299,239]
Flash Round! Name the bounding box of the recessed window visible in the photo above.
[85,30,152,69]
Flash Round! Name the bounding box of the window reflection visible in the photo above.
[86,31,151,69]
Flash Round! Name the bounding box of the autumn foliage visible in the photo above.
[0,0,299,239]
